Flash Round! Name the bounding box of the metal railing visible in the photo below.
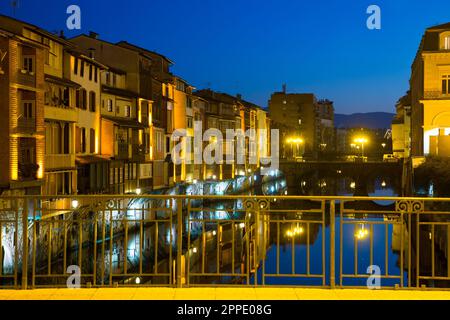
[1,195,450,290]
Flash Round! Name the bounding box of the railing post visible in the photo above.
[176,198,183,288]
[21,199,29,290]
[330,200,335,289]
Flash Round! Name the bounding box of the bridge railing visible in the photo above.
[1,195,450,289]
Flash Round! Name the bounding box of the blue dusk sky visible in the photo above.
[1,0,450,114]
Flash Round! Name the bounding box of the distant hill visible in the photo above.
[334,112,395,130]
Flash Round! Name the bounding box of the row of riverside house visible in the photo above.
[0,14,271,203]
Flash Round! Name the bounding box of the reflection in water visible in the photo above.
[4,168,446,288]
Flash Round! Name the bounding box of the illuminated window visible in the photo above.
[445,36,450,50]
[125,105,131,117]
[107,99,113,112]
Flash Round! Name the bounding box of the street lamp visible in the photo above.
[353,137,368,157]
[286,137,304,159]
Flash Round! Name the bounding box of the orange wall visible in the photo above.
[101,119,114,156]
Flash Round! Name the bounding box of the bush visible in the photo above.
[415,156,450,196]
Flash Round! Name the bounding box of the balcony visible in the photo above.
[117,143,129,159]
[423,91,450,100]
[16,70,36,87]
[45,154,75,170]
[44,105,77,122]
[132,144,145,161]
[18,163,38,181]
[17,118,36,134]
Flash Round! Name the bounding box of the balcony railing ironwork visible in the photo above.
[1,195,450,290]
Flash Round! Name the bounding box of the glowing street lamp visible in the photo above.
[353,137,368,157]
[286,136,304,159]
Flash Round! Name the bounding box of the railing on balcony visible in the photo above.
[17,118,36,133]
[132,144,145,161]
[16,70,36,87]
[424,91,450,99]
[45,154,75,170]
[2,195,450,290]
[117,143,129,159]
[17,163,38,181]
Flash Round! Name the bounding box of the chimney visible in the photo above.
[59,30,65,39]
[282,83,286,93]
[236,93,242,100]
[89,31,99,39]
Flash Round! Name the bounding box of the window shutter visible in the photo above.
[75,126,81,153]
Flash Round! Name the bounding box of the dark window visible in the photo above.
[90,128,95,153]
[80,60,85,77]
[442,75,450,95]
[89,91,96,112]
[63,88,70,107]
[82,89,87,109]
[89,65,93,81]
[74,58,78,75]
[81,128,86,153]
[94,67,98,83]
[76,90,80,108]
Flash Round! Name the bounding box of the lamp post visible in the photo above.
[354,137,368,158]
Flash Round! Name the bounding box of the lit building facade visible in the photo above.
[268,89,334,160]
[0,16,51,197]
[410,23,450,157]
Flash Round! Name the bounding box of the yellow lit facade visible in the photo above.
[410,23,450,157]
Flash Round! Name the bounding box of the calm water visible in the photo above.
[255,174,405,287]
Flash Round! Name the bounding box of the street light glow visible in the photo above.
[354,137,368,144]
[355,225,369,240]
[286,137,304,144]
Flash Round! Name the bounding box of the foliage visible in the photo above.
[415,156,450,196]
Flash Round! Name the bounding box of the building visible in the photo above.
[65,48,109,194]
[268,89,334,160]
[195,89,241,180]
[69,34,153,193]
[116,41,173,189]
[0,15,66,198]
[410,23,450,157]
[316,99,335,156]
[195,89,270,179]
[392,92,412,158]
